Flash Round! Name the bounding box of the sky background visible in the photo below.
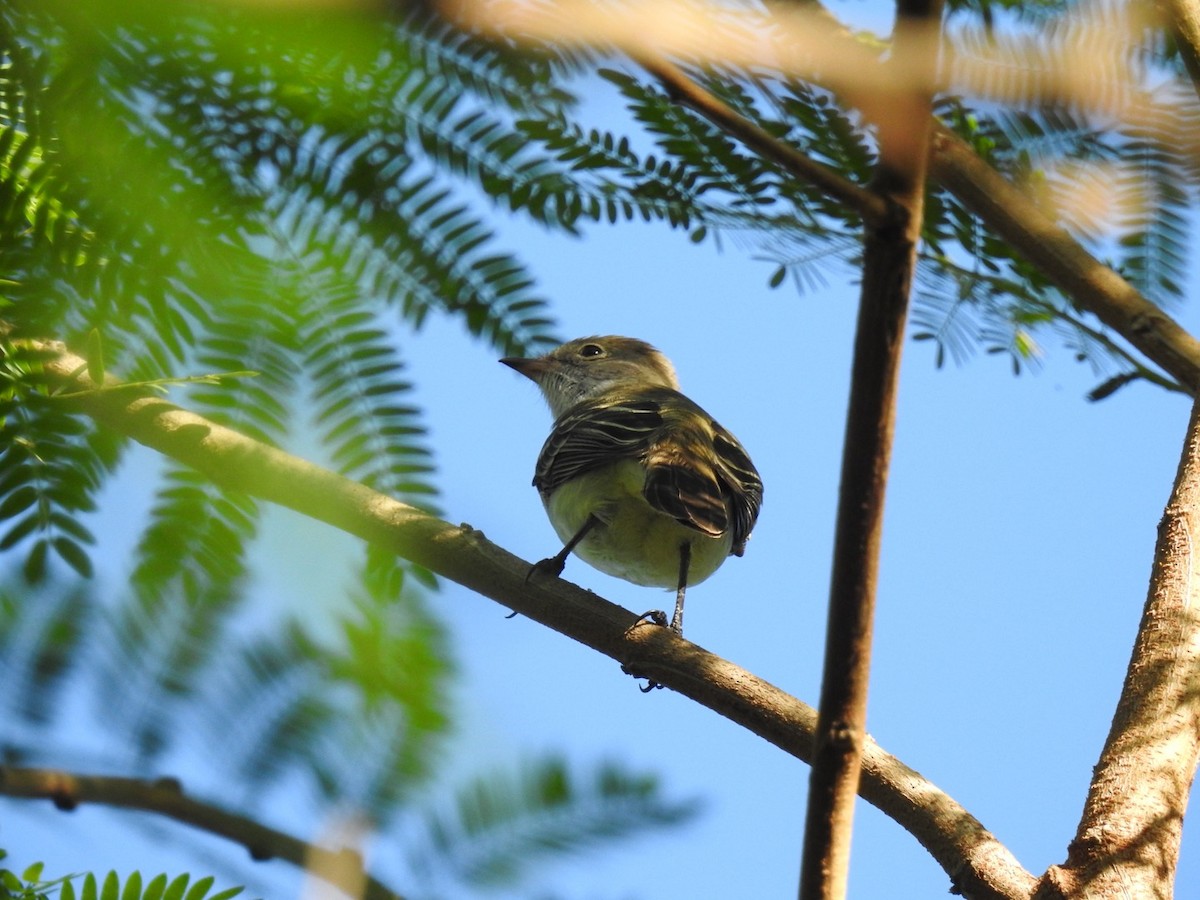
[4,5,1200,899]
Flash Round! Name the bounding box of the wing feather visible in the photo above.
[533,398,662,495]
[534,389,763,552]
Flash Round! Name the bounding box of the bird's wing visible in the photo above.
[535,391,764,549]
[641,438,730,538]
[533,397,664,495]
[710,425,763,555]
[642,410,762,544]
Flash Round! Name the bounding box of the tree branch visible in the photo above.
[797,0,941,897]
[1033,398,1200,897]
[0,766,401,900]
[20,337,1036,900]
[638,57,889,225]
[630,5,1200,394]
[927,125,1200,393]
[1166,0,1200,103]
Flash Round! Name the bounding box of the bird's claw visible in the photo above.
[620,662,665,693]
[628,609,669,632]
[526,556,566,583]
[623,610,671,691]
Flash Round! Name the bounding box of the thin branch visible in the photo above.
[919,250,1187,397]
[1035,397,1200,897]
[797,1,941,898]
[638,56,889,224]
[22,336,1035,900]
[1009,292,1188,398]
[0,767,402,900]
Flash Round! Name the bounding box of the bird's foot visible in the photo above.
[623,610,673,691]
[526,555,566,582]
[627,609,669,632]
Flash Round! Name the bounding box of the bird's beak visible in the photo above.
[500,356,549,383]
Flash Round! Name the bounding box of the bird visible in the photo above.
[501,335,762,635]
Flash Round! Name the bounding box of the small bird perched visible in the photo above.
[501,336,763,635]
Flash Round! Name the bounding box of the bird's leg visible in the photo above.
[631,540,691,635]
[670,540,691,635]
[528,514,600,581]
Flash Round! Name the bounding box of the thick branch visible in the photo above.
[24,338,1035,900]
[0,767,400,900]
[640,57,889,225]
[928,126,1200,393]
[798,1,941,898]
[1167,0,1200,102]
[1034,399,1200,898]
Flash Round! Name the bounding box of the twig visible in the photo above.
[918,250,1186,395]
[0,767,403,900]
[797,1,942,898]
[1036,396,1200,896]
[1087,369,1188,402]
[639,57,889,225]
[22,336,1035,900]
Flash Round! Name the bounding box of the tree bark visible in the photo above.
[1035,399,1200,898]
[797,2,941,898]
[0,766,398,900]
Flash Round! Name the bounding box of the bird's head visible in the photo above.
[502,336,679,418]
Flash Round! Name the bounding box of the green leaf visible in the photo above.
[52,537,92,578]
[142,874,167,900]
[120,872,142,900]
[85,329,105,385]
[0,485,38,520]
[162,875,190,900]
[100,871,119,900]
[23,538,48,583]
[182,877,214,900]
[0,513,42,550]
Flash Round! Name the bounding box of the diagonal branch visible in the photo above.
[639,57,889,224]
[0,766,402,900]
[23,336,1035,900]
[927,126,1200,393]
[1034,397,1200,897]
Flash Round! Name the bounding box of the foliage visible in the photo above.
[3,0,1196,583]
[0,0,700,889]
[0,859,244,900]
[411,755,701,891]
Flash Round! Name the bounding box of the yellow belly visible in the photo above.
[542,460,733,588]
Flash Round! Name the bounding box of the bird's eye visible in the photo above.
[579,343,605,358]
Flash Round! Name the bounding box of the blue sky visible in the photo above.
[5,7,1200,899]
